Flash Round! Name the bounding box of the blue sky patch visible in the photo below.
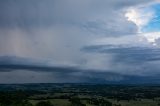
[142,3,160,32]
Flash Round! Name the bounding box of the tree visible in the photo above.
[70,97,86,106]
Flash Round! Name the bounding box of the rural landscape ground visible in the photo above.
[0,83,160,106]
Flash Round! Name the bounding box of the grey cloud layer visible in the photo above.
[0,0,141,35]
[82,44,160,76]
[0,0,158,83]
[83,45,160,63]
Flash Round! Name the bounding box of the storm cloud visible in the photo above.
[0,0,160,83]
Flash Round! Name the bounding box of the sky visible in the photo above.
[0,0,160,83]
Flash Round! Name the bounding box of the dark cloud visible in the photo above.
[82,44,160,76]
[0,0,159,83]
[0,56,78,73]
[82,45,160,64]
[0,55,160,84]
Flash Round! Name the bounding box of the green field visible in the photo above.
[28,98,160,106]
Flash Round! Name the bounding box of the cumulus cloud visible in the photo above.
[125,7,154,32]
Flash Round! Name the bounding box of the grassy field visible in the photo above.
[111,99,158,106]
[29,98,160,106]
[30,99,71,106]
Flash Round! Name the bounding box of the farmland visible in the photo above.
[0,84,160,106]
